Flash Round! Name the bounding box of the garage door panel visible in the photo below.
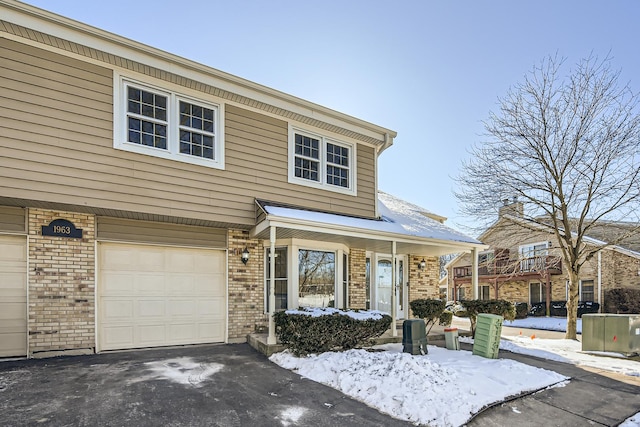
[169,323,197,341]
[198,298,225,315]
[0,301,27,320]
[138,324,168,345]
[138,299,166,317]
[99,242,226,351]
[0,235,27,357]
[102,299,134,319]
[0,333,26,357]
[199,321,225,341]
[168,299,198,316]
[101,272,135,294]
[138,249,165,270]
[200,253,225,272]
[166,274,197,293]
[102,326,134,348]
[135,274,166,294]
[165,251,196,272]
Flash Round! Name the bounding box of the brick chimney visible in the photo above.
[499,196,524,218]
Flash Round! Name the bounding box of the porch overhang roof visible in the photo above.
[251,200,487,256]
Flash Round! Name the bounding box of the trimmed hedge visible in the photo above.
[439,311,453,327]
[514,302,529,319]
[604,288,640,314]
[273,308,392,356]
[461,299,515,336]
[409,299,446,334]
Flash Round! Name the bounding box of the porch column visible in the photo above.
[267,226,277,345]
[391,241,397,337]
[471,247,479,300]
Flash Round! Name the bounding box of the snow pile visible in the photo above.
[285,306,387,320]
[505,317,583,333]
[270,344,567,427]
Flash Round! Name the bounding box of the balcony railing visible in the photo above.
[453,256,562,279]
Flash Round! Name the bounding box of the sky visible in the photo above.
[21,0,640,233]
[269,314,640,426]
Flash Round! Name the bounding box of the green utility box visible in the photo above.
[582,314,640,356]
[402,319,427,355]
[472,313,503,359]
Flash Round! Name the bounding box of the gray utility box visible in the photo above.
[402,319,427,355]
[473,313,503,359]
[444,327,460,350]
[582,314,640,356]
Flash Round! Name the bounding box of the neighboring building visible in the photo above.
[0,1,483,358]
[446,200,640,311]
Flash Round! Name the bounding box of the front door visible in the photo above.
[375,255,406,319]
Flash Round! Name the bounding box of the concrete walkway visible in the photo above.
[463,342,640,426]
[431,316,640,426]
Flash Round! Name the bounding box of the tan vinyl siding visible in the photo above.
[97,217,227,248]
[0,37,378,228]
[0,206,26,233]
[225,105,378,216]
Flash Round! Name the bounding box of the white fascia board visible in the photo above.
[0,0,396,145]
[261,215,487,251]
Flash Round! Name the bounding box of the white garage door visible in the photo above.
[0,235,27,357]
[98,243,226,351]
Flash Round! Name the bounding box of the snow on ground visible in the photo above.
[270,315,640,426]
[505,317,582,333]
[622,412,640,427]
[271,344,567,427]
[127,357,224,387]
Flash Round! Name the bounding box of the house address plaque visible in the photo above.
[41,219,83,239]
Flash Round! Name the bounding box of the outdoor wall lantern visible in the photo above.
[418,258,426,270]
[241,248,250,265]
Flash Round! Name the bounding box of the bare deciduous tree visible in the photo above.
[456,54,640,339]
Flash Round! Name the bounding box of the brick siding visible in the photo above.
[227,229,267,340]
[28,209,95,355]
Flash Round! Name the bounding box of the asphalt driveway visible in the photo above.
[0,344,412,427]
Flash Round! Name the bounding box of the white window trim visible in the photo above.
[113,73,225,169]
[579,279,595,302]
[264,238,349,312]
[288,125,357,196]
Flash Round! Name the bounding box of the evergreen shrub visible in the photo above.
[409,299,446,334]
[273,308,392,356]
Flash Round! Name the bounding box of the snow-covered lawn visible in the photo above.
[271,343,567,426]
[270,314,640,427]
[504,316,582,333]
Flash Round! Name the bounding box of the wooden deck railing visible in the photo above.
[453,256,562,278]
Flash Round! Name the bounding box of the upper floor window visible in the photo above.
[519,241,549,272]
[289,126,356,195]
[519,242,548,258]
[115,74,224,169]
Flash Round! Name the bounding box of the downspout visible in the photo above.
[597,251,602,311]
[267,226,277,345]
[374,133,390,218]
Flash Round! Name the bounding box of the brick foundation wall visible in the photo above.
[227,229,266,340]
[28,209,95,354]
[348,248,366,309]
